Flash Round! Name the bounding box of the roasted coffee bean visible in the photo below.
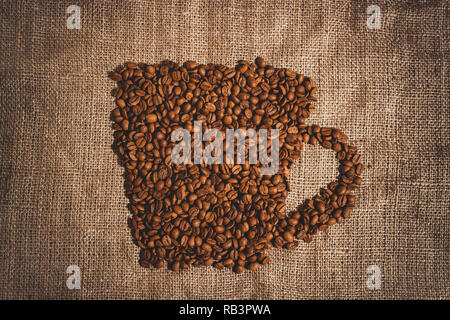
[247,262,260,271]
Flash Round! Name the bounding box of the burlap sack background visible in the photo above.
[0,0,448,299]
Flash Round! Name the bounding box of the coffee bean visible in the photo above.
[315,201,326,213]
[247,262,260,271]
[234,265,244,274]
[283,231,295,243]
[336,184,347,195]
[255,57,267,68]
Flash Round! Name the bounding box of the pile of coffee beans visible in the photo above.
[109,58,362,273]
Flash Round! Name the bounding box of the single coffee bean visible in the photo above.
[247,262,260,271]
[283,231,295,243]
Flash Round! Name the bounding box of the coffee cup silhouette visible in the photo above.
[109,58,362,272]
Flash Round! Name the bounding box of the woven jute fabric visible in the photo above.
[0,0,448,299]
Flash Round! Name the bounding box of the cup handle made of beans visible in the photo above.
[292,124,363,243]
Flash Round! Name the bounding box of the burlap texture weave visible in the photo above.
[0,0,448,299]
